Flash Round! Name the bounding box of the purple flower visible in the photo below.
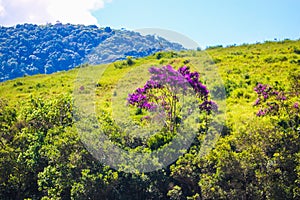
[256,109,266,117]
[199,100,218,114]
[254,83,272,95]
[294,102,299,109]
[178,66,189,75]
[127,93,147,107]
[136,88,145,94]
[128,65,216,117]
[275,92,287,101]
[144,80,162,90]
[253,98,260,106]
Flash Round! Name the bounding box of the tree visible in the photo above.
[127,65,217,133]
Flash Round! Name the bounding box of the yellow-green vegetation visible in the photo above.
[0,39,299,199]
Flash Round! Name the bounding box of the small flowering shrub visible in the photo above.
[127,65,217,133]
[254,83,299,130]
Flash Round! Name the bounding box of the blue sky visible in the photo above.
[0,0,299,49]
[94,0,300,48]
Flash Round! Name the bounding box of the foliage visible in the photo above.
[253,82,299,130]
[128,65,217,133]
[0,23,184,82]
[0,39,299,199]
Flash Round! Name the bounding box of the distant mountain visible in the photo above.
[86,29,184,64]
[0,23,184,82]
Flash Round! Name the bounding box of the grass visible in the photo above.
[0,39,299,134]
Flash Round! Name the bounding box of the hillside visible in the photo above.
[0,39,299,199]
[0,23,184,82]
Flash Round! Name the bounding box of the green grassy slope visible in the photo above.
[1,39,299,127]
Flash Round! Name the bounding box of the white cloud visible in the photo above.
[0,0,110,26]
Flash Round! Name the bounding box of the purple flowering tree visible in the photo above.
[253,83,287,116]
[253,83,299,129]
[127,65,217,133]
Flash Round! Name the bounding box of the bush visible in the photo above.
[206,45,223,50]
[126,56,134,66]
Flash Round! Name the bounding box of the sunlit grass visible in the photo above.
[0,39,299,134]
